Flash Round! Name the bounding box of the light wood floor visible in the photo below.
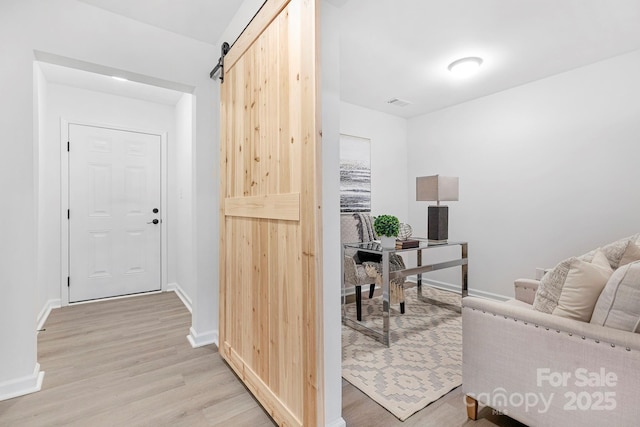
[342,380,526,427]
[0,292,276,427]
[341,307,526,426]
[341,285,527,426]
[0,291,526,427]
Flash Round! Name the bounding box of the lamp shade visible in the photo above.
[416,175,459,202]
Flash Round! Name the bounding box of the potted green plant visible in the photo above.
[373,214,400,248]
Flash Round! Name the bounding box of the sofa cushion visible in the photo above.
[590,260,640,332]
[534,250,612,321]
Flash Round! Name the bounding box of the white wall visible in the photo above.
[407,49,640,298]
[35,64,49,327]
[321,3,345,427]
[38,83,178,312]
[174,93,196,306]
[340,102,409,222]
[0,6,38,397]
[216,0,265,46]
[1,0,219,398]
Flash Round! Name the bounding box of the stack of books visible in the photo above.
[395,239,420,249]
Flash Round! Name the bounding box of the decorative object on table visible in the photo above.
[342,286,462,421]
[416,175,459,242]
[373,214,400,248]
[395,239,420,249]
[397,222,413,240]
[339,134,371,212]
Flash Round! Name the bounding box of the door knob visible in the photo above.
[147,219,159,224]
[153,208,159,213]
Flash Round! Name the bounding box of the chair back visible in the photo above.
[340,213,377,244]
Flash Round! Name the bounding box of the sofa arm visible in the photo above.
[463,296,640,349]
[462,297,640,426]
[514,278,539,304]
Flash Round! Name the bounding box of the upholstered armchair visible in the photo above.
[341,213,378,321]
[341,213,406,320]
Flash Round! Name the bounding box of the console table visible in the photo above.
[341,239,468,346]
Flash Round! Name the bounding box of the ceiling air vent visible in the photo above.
[387,98,412,107]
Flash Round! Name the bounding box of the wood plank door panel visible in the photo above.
[219,1,322,426]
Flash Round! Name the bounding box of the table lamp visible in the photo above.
[416,175,459,242]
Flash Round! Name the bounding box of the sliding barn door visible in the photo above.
[219,0,323,426]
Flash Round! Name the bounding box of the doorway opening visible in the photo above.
[34,60,196,312]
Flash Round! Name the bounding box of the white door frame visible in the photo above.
[60,118,169,306]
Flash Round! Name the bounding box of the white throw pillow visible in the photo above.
[551,250,613,321]
[591,260,640,332]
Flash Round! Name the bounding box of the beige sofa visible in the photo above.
[462,237,640,426]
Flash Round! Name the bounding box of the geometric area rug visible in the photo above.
[342,285,462,421]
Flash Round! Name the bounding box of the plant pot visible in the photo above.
[380,235,396,249]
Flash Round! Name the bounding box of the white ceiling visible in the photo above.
[77,0,248,45]
[338,0,640,117]
[70,0,640,118]
[40,0,249,107]
[39,61,185,106]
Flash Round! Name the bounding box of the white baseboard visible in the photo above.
[170,285,215,348]
[467,287,511,302]
[37,299,61,332]
[0,363,45,402]
[187,327,218,348]
[408,278,510,302]
[325,417,346,427]
[167,282,192,313]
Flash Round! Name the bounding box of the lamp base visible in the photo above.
[428,205,448,241]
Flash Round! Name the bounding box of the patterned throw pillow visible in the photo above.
[533,250,613,321]
[619,241,640,267]
[580,234,640,269]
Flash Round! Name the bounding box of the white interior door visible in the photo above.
[69,124,161,303]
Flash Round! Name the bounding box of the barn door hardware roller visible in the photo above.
[210,42,230,83]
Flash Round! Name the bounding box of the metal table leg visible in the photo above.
[417,248,423,298]
[461,243,468,297]
[382,250,390,346]
[341,243,346,316]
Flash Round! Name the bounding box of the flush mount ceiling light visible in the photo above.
[111,76,128,82]
[447,57,483,78]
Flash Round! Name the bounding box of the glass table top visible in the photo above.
[344,239,467,253]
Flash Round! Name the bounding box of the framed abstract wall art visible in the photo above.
[340,134,371,213]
